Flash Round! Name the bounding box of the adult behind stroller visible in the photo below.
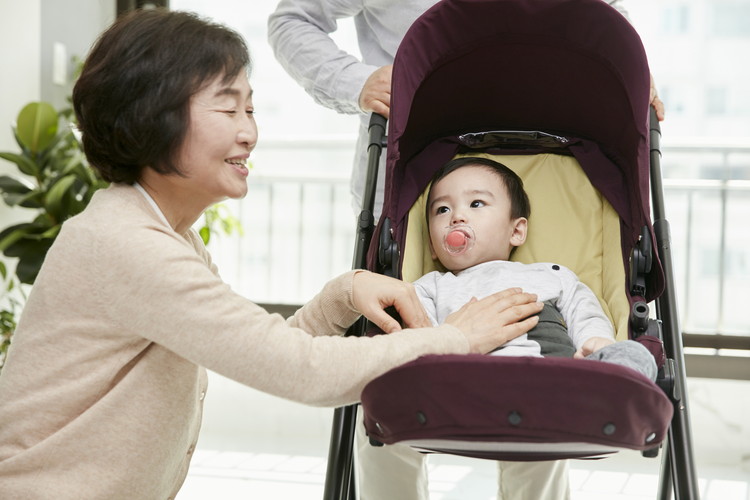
[323,0,699,498]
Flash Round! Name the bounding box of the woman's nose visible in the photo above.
[238,115,258,149]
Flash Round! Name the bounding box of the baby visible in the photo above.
[414,156,657,380]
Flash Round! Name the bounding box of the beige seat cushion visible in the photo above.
[403,153,629,340]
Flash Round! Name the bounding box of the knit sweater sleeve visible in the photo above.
[285,271,361,336]
[98,223,468,407]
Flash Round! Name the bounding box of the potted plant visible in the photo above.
[0,261,23,371]
[0,101,107,284]
[0,101,104,373]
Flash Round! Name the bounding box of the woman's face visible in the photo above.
[176,71,257,207]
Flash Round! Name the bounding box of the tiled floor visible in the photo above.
[177,374,750,499]
[180,447,750,499]
[178,450,750,500]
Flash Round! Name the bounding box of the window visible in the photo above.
[706,87,727,116]
[173,0,362,304]
[661,4,690,35]
[711,3,750,37]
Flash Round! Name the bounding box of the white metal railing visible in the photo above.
[209,136,358,305]
[208,139,750,337]
[658,142,750,336]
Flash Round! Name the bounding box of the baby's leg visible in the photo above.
[585,341,658,381]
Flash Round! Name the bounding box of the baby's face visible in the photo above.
[427,165,525,272]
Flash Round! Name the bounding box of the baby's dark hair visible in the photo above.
[73,9,251,184]
[427,156,531,220]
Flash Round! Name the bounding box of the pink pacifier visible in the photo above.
[443,224,475,255]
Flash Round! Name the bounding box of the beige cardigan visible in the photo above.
[0,184,468,499]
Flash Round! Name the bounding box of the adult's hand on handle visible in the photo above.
[650,74,665,122]
[445,288,543,354]
[351,270,431,334]
[358,65,393,118]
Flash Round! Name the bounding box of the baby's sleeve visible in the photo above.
[413,273,440,327]
[556,267,615,348]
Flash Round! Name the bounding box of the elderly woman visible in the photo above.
[0,9,542,499]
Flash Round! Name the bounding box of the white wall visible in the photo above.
[0,1,41,151]
[39,0,116,108]
[0,0,42,229]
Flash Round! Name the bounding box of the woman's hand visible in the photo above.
[351,270,431,333]
[445,288,543,354]
[574,336,616,359]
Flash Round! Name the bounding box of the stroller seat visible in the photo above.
[361,152,673,461]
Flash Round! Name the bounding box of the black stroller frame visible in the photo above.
[322,1,700,498]
[322,112,387,500]
[649,110,699,500]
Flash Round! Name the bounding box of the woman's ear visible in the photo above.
[510,217,528,247]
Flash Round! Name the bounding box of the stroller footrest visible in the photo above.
[361,354,673,461]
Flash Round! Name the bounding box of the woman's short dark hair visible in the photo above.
[428,156,531,220]
[73,9,251,184]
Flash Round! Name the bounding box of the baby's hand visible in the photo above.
[574,336,615,359]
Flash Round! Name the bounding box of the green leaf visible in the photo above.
[45,174,77,218]
[0,151,40,177]
[15,241,52,284]
[11,128,31,157]
[1,192,29,208]
[199,226,210,245]
[32,213,55,226]
[17,191,45,210]
[40,224,61,240]
[0,175,34,193]
[16,102,59,153]
[0,175,34,207]
[39,131,71,169]
[60,152,85,177]
[3,233,53,260]
[0,310,15,331]
[0,223,35,253]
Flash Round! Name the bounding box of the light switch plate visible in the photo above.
[52,42,67,86]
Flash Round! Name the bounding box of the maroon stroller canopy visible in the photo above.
[380,0,661,298]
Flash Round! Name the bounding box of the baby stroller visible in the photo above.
[323,0,699,499]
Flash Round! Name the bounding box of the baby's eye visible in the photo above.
[470,200,485,208]
[435,206,450,215]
